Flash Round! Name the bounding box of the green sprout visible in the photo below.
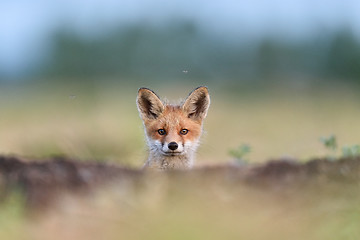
[320,134,337,151]
[320,134,338,161]
[342,145,360,158]
[229,144,251,165]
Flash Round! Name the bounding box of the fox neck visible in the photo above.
[144,147,196,170]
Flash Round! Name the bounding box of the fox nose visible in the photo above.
[168,142,178,151]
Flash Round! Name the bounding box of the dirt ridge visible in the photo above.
[0,155,359,207]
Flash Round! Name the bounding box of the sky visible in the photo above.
[1,0,360,78]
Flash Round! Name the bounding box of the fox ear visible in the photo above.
[137,88,164,120]
[182,86,210,121]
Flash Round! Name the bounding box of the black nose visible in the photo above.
[168,142,178,150]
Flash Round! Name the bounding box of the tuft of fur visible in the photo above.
[137,86,210,170]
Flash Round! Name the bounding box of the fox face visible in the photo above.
[137,86,210,169]
[143,106,202,156]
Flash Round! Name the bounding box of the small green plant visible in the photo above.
[320,134,338,161]
[320,134,337,151]
[229,144,251,165]
[342,145,360,158]
[320,134,360,160]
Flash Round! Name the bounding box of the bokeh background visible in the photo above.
[2,2,360,240]
[1,0,360,165]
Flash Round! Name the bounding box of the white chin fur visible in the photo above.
[147,139,198,156]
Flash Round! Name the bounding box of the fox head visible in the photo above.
[137,86,210,169]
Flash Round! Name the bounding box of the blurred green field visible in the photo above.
[1,81,359,165]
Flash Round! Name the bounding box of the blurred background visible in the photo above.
[1,0,360,165]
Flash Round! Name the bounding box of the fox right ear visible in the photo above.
[182,86,210,121]
[137,88,164,120]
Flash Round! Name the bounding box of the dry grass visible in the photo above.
[0,82,359,165]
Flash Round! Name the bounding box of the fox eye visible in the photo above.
[158,129,166,135]
[180,129,188,135]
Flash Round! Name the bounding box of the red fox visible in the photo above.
[137,86,210,170]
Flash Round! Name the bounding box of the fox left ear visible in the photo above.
[182,86,210,121]
[137,88,164,120]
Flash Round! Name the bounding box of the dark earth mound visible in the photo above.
[0,155,359,208]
